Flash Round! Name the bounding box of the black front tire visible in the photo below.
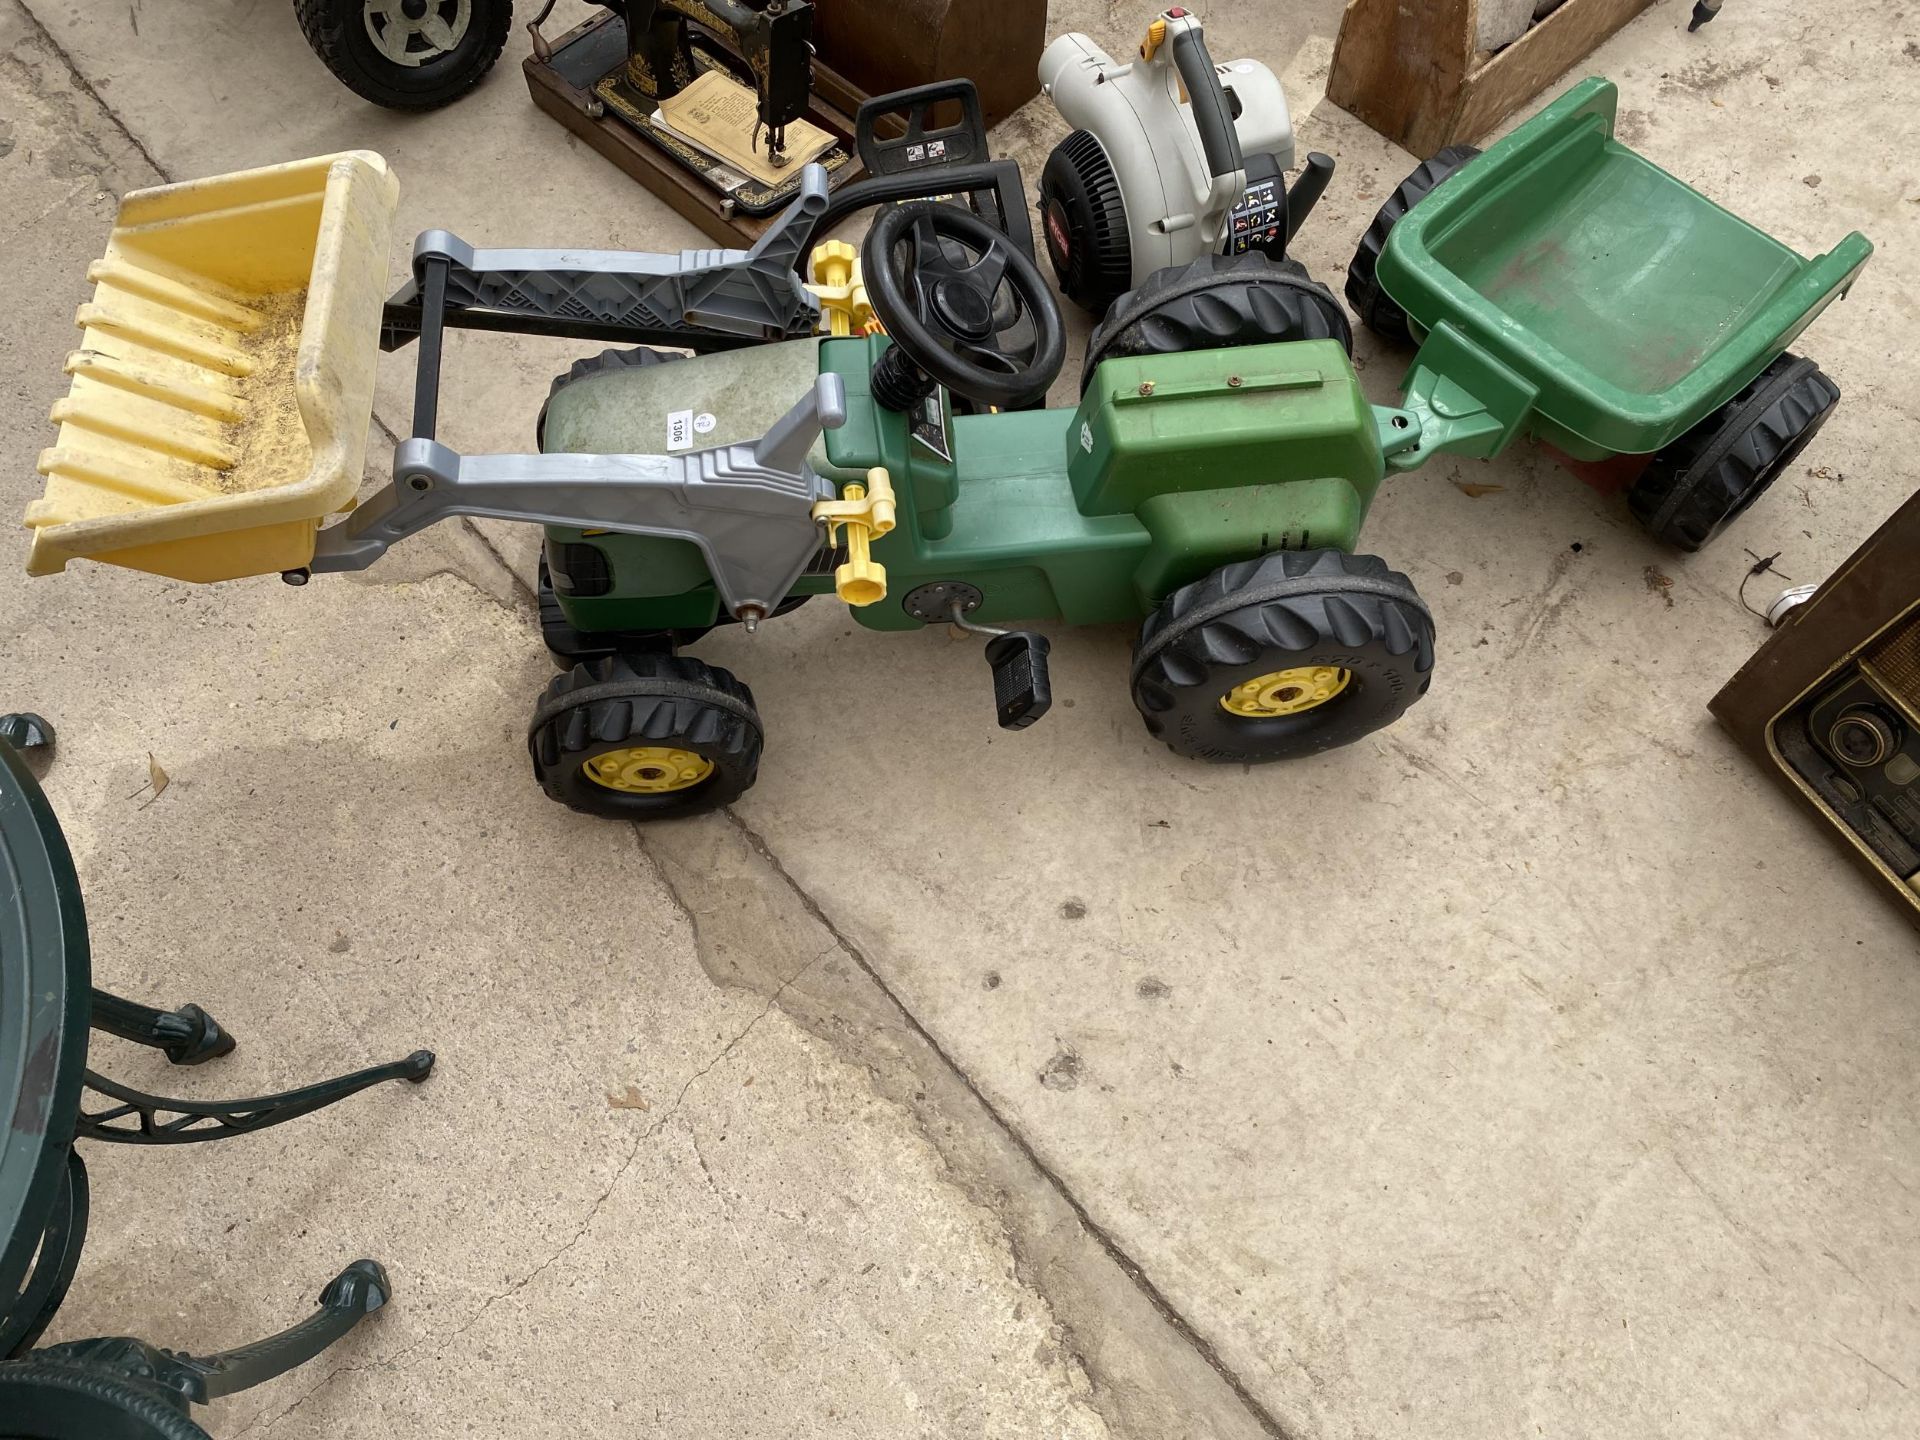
[294,0,512,111]
[1626,352,1840,552]
[1345,145,1481,342]
[528,654,763,820]
[1131,550,1435,763]
[1083,252,1352,392]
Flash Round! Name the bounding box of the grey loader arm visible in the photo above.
[384,165,830,345]
[309,375,848,619]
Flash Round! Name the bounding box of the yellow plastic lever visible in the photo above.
[810,467,897,606]
[805,240,882,338]
[1140,16,1168,61]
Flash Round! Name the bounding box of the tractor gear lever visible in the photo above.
[947,602,1053,731]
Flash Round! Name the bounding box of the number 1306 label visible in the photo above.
[666,410,718,452]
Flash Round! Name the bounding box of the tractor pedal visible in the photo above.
[984,632,1052,730]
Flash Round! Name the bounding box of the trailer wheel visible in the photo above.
[1131,550,1435,763]
[1345,145,1481,342]
[294,0,512,111]
[528,653,763,820]
[1627,353,1840,552]
[1082,253,1352,391]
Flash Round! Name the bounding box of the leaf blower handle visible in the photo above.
[1286,151,1336,241]
[1168,21,1243,182]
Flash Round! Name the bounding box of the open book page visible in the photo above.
[654,70,835,187]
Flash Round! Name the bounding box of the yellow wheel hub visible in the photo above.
[1219,666,1351,718]
[581,746,715,794]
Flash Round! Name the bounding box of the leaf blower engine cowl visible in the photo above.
[1037,12,1294,312]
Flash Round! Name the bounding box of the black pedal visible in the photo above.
[984,631,1052,731]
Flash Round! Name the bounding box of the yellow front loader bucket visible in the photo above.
[24,151,398,582]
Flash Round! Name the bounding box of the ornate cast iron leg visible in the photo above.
[176,1259,392,1402]
[21,1260,393,1415]
[77,1051,434,1145]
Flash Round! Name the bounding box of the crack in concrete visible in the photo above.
[228,947,828,1439]
[461,522,539,609]
[717,808,1295,1440]
[679,1116,760,1281]
[9,0,166,182]
[685,1112,724,1195]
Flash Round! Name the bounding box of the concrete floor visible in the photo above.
[3,0,1916,1435]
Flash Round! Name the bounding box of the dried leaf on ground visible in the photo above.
[1452,480,1506,498]
[606,1085,651,1111]
[131,752,170,807]
[1643,565,1676,609]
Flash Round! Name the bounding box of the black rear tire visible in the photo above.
[1627,353,1840,552]
[528,654,763,820]
[1131,550,1435,763]
[1083,252,1352,392]
[1344,145,1481,342]
[294,0,512,111]
[1039,130,1133,316]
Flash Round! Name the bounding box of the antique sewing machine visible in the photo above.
[524,0,1045,244]
[617,0,816,162]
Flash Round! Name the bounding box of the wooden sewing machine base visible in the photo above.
[523,11,868,246]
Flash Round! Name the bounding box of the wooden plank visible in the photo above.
[1328,0,1655,157]
[1326,0,1477,157]
[812,0,1045,127]
[1451,0,1656,142]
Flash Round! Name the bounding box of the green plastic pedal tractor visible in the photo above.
[527,203,1430,819]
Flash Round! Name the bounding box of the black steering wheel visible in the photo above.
[861,202,1065,410]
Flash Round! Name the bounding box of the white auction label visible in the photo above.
[666,409,694,451]
[693,412,717,435]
